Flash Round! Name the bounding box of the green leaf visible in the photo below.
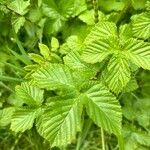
[36,96,83,147]
[64,51,98,80]
[0,107,15,126]
[84,21,117,44]
[51,37,59,52]
[39,43,51,60]
[29,53,45,64]
[12,16,25,33]
[59,36,83,55]
[82,38,112,64]
[72,0,87,17]
[98,0,125,12]
[131,12,150,39]
[8,0,30,15]
[126,39,150,70]
[42,0,85,34]
[16,82,44,106]
[132,0,148,10]
[58,0,76,18]
[123,78,138,93]
[79,10,106,25]
[103,56,131,93]
[85,83,122,135]
[33,64,75,90]
[123,126,150,150]
[11,107,40,132]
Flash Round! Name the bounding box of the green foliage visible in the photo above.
[82,21,150,93]
[0,0,150,150]
[85,84,122,135]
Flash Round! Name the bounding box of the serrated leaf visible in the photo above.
[8,0,30,15]
[84,21,117,44]
[85,83,122,135]
[82,21,150,93]
[126,39,150,70]
[0,107,15,126]
[16,82,44,106]
[64,51,98,79]
[36,97,83,147]
[82,38,112,64]
[103,56,131,93]
[12,16,25,33]
[33,64,75,90]
[11,107,40,132]
[39,43,51,60]
[131,12,150,39]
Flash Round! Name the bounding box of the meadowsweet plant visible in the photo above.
[0,0,150,150]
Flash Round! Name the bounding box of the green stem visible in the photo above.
[92,0,99,23]
[0,75,24,82]
[76,119,93,150]
[0,81,14,92]
[101,128,105,150]
[13,31,32,65]
[10,133,22,150]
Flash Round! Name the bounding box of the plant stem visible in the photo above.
[76,119,93,150]
[10,133,22,150]
[0,75,24,82]
[92,0,99,23]
[101,128,105,150]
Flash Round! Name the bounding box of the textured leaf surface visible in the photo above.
[16,82,44,106]
[82,38,112,63]
[85,84,122,135]
[103,56,131,93]
[0,107,15,126]
[11,108,39,132]
[8,0,30,15]
[64,51,98,83]
[126,39,150,70]
[131,12,150,39]
[33,64,74,89]
[37,97,83,147]
[64,51,97,74]
[84,21,117,44]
